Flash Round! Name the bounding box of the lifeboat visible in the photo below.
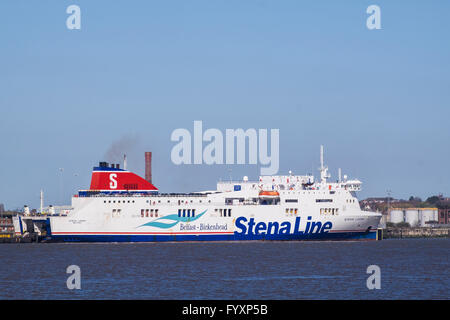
[258,191,280,198]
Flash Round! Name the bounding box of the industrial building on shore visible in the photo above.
[361,194,450,229]
[387,208,439,227]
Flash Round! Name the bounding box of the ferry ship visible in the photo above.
[13,146,382,242]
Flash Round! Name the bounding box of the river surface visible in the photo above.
[0,239,448,299]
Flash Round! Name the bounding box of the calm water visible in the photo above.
[0,239,448,299]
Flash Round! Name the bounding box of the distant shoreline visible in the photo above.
[382,227,449,239]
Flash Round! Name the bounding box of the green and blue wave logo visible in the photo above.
[137,210,207,229]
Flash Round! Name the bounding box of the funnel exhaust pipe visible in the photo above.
[145,152,152,184]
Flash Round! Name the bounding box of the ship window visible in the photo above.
[150,209,153,217]
[178,209,181,217]
[285,208,289,214]
[146,209,149,217]
[316,199,332,203]
[192,209,195,217]
[141,209,144,217]
[295,208,298,215]
[290,208,293,214]
[183,209,186,217]
[187,209,191,217]
[155,209,159,217]
[219,209,223,217]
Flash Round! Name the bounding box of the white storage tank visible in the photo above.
[405,209,420,227]
[419,208,438,227]
[389,209,404,224]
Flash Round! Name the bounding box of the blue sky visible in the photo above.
[1,1,449,209]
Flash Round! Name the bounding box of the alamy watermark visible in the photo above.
[66,5,81,30]
[66,265,81,290]
[170,121,279,175]
[65,5,381,31]
[366,265,381,290]
[366,5,381,30]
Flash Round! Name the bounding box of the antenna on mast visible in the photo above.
[40,189,44,214]
[320,145,324,170]
[123,154,127,170]
[319,145,330,183]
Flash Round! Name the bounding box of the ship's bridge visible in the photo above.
[217,174,315,193]
[343,179,362,191]
[258,174,314,191]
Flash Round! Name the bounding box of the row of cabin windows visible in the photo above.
[285,208,298,215]
[104,199,213,205]
[178,209,196,217]
[320,208,339,215]
[146,199,212,205]
[215,208,232,217]
[282,191,340,195]
[346,199,356,203]
[141,209,159,218]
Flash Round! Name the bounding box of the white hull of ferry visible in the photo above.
[13,146,382,242]
[14,196,381,242]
